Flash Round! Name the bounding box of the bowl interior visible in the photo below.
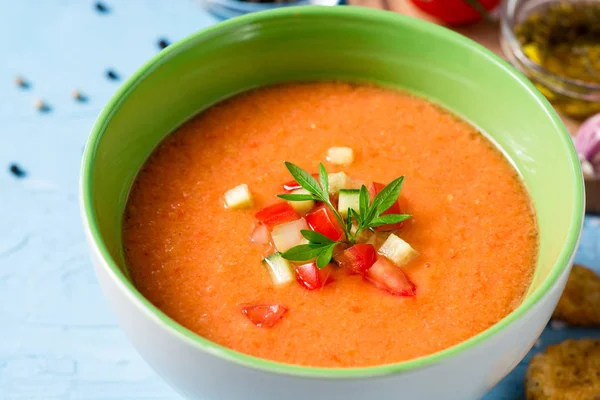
[82,6,584,375]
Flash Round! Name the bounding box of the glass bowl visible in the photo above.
[500,0,600,120]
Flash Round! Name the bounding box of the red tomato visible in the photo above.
[368,182,405,231]
[282,173,319,192]
[305,204,345,241]
[335,244,377,275]
[295,262,334,290]
[366,258,416,297]
[255,202,300,229]
[241,304,288,328]
[409,0,500,26]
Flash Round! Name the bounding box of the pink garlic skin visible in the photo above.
[575,113,600,176]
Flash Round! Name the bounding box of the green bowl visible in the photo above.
[80,6,584,399]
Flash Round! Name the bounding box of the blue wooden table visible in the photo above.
[0,1,598,399]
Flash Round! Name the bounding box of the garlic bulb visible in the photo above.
[575,113,600,178]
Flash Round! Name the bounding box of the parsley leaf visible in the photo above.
[300,230,335,245]
[284,162,326,201]
[278,162,411,252]
[316,244,335,268]
[370,214,411,227]
[371,176,405,218]
[319,163,329,196]
[277,193,320,201]
[281,244,327,261]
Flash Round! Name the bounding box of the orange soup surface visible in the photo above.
[123,82,537,368]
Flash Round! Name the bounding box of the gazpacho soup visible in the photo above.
[123,82,538,368]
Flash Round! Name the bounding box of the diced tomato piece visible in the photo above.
[368,182,405,231]
[365,258,416,296]
[305,204,345,241]
[255,202,300,229]
[295,262,334,290]
[250,224,270,246]
[241,304,288,328]
[282,173,319,192]
[335,244,377,275]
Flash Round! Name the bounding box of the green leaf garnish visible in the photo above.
[319,163,329,196]
[345,208,353,235]
[282,162,347,237]
[277,193,319,201]
[284,162,325,201]
[300,230,335,245]
[316,244,335,268]
[370,214,411,227]
[371,176,404,219]
[281,244,327,261]
[279,162,411,267]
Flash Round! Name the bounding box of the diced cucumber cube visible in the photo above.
[224,184,253,209]
[271,218,308,253]
[338,189,360,217]
[328,172,351,194]
[262,252,294,286]
[378,234,418,267]
[327,147,354,166]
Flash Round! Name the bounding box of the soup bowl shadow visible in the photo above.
[80,6,584,400]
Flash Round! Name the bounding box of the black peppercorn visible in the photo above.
[106,69,119,81]
[158,38,170,50]
[9,163,26,178]
[95,2,109,13]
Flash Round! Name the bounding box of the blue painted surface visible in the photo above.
[0,1,598,399]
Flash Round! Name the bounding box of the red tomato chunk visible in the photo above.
[305,204,344,241]
[335,244,377,275]
[295,262,334,290]
[366,258,416,296]
[241,304,288,328]
[369,182,405,231]
[255,203,300,229]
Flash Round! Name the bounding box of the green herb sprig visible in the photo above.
[277,162,411,268]
[281,230,341,268]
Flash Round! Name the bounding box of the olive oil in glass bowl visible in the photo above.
[501,0,600,120]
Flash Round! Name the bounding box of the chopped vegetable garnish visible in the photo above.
[366,258,416,296]
[253,161,419,296]
[224,184,253,209]
[250,224,270,246]
[379,234,418,267]
[282,230,341,269]
[287,188,316,214]
[368,182,406,231]
[277,162,414,263]
[327,146,354,166]
[262,252,295,286]
[328,171,351,194]
[271,218,309,252]
[338,189,360,217]
[365,231,390,250]
[334,244,377,275]
[295,262,334,290]
[306,204,345,242]
[241,304,288,328]
[255,202,300,229]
